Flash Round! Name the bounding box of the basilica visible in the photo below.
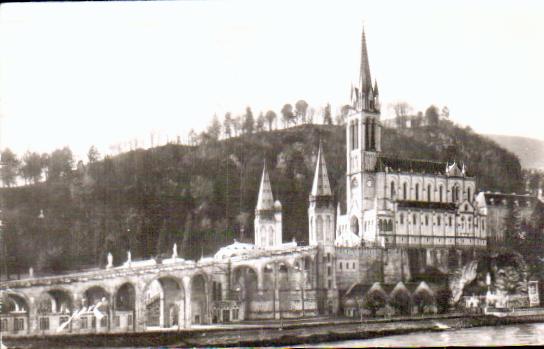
[1,28,542,336]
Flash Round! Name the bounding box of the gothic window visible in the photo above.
[449,216,452,226]
[425,215,429,226]
[468,187,472,202]
[413,214,417,225]
[326,216,332,241]
[317,216,324,242]
[339,262,343,270]
[268,226,274,246]
[415,183,420,201]
[260,226,266,246]
[350,216,359,235]
[439,185,443,202]
[400,213,404,224]
[403,183,408,200]
[390,181,396,198]
[427,184,432,201]
[437,216,441,226]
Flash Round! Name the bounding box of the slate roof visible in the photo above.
[396,200,457,211]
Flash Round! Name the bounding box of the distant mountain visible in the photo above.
[485,134,544,170]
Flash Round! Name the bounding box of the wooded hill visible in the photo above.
[0,121,524,277]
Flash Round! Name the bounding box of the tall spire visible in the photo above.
[359,27,373,96]
[311,141,332,196]
[256,162,274,210]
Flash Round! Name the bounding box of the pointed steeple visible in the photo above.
[373,79,379,96]
[311,141,332,196]
[256,162,274,211]
[359,27,373,96]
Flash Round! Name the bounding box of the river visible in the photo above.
[311,322,544,347]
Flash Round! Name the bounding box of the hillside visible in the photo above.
[485,134,544,170]
[0,122,524,276]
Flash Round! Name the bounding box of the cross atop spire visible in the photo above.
[311,141,332,197]
[256,161,274,211]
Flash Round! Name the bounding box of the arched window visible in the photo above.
[427,184,432,201]
[437,216,441,226]
[268,226,275,246]
[449,216,452,226]
[413,214,417,225]
[415,183,420,201]
[260,226,266,246]
[316,216,324,242]
[468,187,472,202]
[403,183,408,200]
[350,216,359,235]
[388,219,393,231]
[400,213,404,225]
[425,215,429,226]
[439,185,443,202]
[390,182,396,198]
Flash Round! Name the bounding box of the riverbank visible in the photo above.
[5,311,544,348]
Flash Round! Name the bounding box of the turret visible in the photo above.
[254,162,282,248]
[308,141,335,246]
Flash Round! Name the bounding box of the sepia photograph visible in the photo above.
[1,0,544,347]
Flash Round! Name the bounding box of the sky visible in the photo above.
[1,0,543,161]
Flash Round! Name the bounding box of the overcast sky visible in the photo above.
[1,0,543,160]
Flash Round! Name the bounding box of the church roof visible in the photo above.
[377,156,472,177]
[377,156,446,175]
[311,141,332,197]
[397,200,457,211]
[256,162,274,211]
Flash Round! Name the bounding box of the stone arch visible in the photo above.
[113,282,136,331]
[232,265,258,320]
[0,292,29,314]
[37,288,74,315]
[143,276,185,328]
[190,273,210,324]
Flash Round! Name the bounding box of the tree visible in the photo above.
[87,146,100,164]
[20,151,44,184]
[335,104,351,125]
[281,104,295,127]
[242,107,255,134]
[425,105,440,126]
[256,112,265,133]
[264,110,277,131]
[495,265,527,295]
[413,289,435,314]
[323,103,332,125]
[363,289,387,317]
[223,112,233,138]
[389,289,412,315]
[232,115,242,136]
[295,99,309,124]
[46,147,74,181]
[207,114,222,140]
[391,101,412,117]
[0,148,20,187]
[441,106,450,119]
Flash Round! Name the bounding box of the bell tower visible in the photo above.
[346,27,382,243]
